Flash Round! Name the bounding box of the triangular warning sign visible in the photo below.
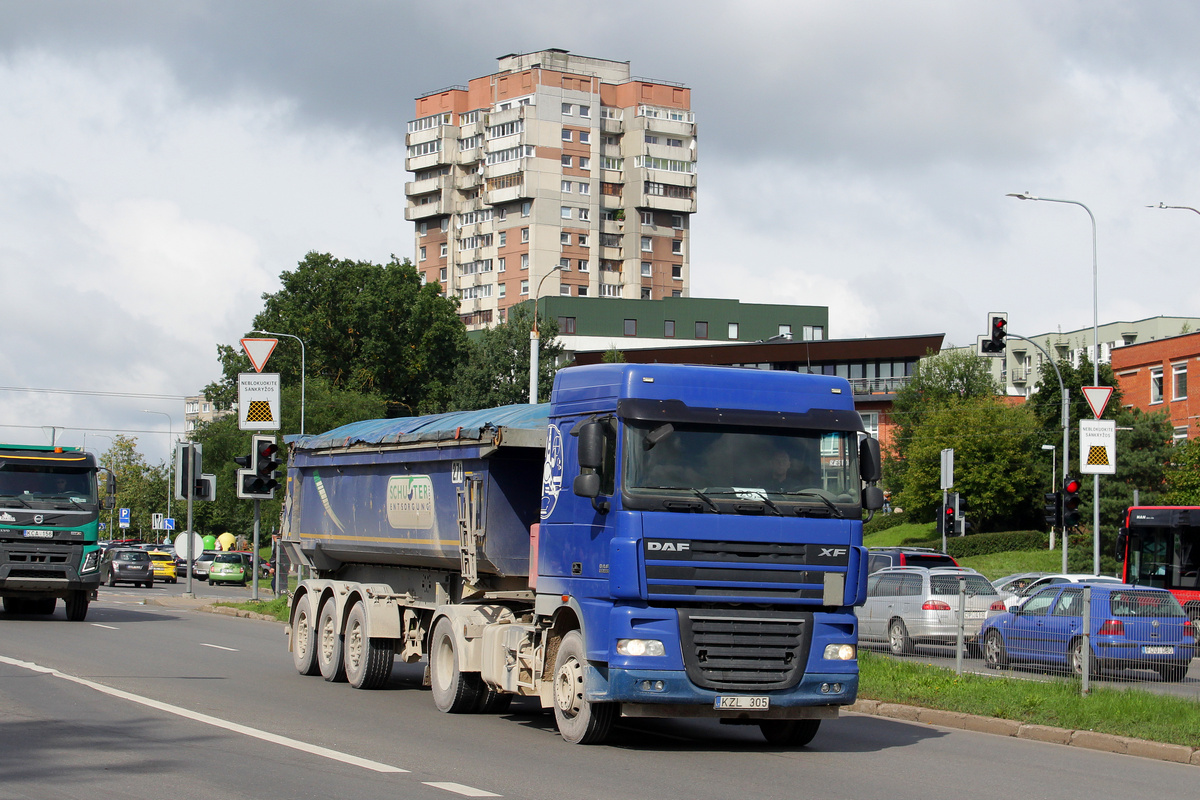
[241,338,278,373]
[1082,386,1114,419]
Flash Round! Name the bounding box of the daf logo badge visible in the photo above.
[34,514,44,524]
[646,541,690,552]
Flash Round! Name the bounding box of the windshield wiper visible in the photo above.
[691,489,720,513]
[0,494,32,508]
[777,490,845,519]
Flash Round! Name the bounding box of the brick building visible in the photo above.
[1111,330,1200,441]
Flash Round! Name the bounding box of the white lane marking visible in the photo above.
[0,655,407,774]
[91,624,119,630]
[200,643,238,652]
[423,782,501,797]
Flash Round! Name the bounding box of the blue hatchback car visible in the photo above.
[980,582,1195,682]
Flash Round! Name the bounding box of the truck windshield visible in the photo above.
[0,466,96,505]
[1128,526,1200,591]
[623,421,859,512]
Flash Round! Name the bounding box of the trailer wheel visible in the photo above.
[317,599,346,682]
[344,602,395,690]
[430,616,481,712]
[65,591,89,621]
[759,719,821,747]
[290,594,320,676]
[553,630,615,744]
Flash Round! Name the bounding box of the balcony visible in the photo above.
[601,116,623,135]
[848,377,911,396]
[1010,368,1029,384]
[404,174,450,197]
[455,172,483,191]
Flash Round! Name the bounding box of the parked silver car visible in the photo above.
[1000,573,1123,612]
[859,566,1002,655]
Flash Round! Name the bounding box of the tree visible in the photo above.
[1165,434,1200,504]
[99,436,168,541]
[884,348,999,502]
[451,304,565,410]
[894,398,1042,532]
[205,252,469,417]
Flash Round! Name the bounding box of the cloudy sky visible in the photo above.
[3,1,1200,465]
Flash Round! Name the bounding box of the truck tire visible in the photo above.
[30,598,56,615]
[3,597,28,614]
[759,719,820,747]
[65,591,89,621]
[430,616,482,712]
[344,602,395,690]
[317,599,346,682]
[552,630,616,744]
[290,594,320,676]
[476,686,513,714]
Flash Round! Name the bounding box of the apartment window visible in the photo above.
[499,284,506,298]
[439,267,447,281]
[641,261,652,277]
[577,259,589,271]
[498,257,506,272]
[559,257,570,270]
[419,246,427,261]
[578,208,590,222]
[779,324,792,338]
[601,284,621,297]
[579,105,590,117]
[645,134,659,145]
[578,182,590,195]
[578,286,588,296]
[559,316,577,334]
[641,237,652,252]
[672,265,682,279]
[441,218,450,231]
[861,412,880,440]
[560,232,570,245]
[1151,367,1164,404]
[1173,363,1188,400]
[803,325,825,341]
[521,227,530,243]
[578,234,589,247]
[640,210,653,226]
[671,239,683,255]
[561,206,572,219]
[440,243,448,258]
[672,215,684,229]
[579,157,590,170]
[624,319,637,336]
[496,209,506,222]
[520,279,529,295]
[560,285,571,296]
[522,201,532,217]
[498,231,507,247]
[579,131,590,144]
[561,180,572,193]
[521,254,529,270]
[665,320,675,337]
[562,103,572,115]
[561,155,572,168]
[671,289,682,297]
[562,129,573,142]
[419,221,428,236]
[728,323,739,340]
[1174,426,1189,443]
[695,321,709,339]
[667,138,683,148]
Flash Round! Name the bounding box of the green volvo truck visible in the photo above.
[0,444,115,620]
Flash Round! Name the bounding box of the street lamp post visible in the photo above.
[141,410,174,523]
[1008,192,1102,575]
[529,266,564,404]
[1041,444,1056,550]
[251,330,306,434]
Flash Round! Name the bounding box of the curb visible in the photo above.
[848,699,1200,766]
[141,597,283,624]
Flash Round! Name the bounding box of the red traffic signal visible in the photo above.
[1062,475,1082,527]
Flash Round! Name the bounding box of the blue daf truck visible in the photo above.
[0,444,115,621]
[282,363,882,745]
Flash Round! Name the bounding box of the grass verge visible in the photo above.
[859,650,1200,747]
[214,595,290,622]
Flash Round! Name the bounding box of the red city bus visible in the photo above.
[1116,506,1200,624]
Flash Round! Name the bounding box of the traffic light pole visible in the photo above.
[251,499,261,602]
[1008,333,1070,573]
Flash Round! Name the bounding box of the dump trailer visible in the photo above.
[0,445,115,621]
[283,363,883,745]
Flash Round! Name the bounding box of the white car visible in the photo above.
[1000,573,1123,612]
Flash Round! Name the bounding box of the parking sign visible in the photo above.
[119,508,130,529]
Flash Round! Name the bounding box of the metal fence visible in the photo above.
[860,579,1199,699]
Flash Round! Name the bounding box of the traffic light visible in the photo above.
[174,443,203,501]
[1043,492,1062,529]
[1062,475,1082,528]
[980,313,1008,354]
[239,434,280,500]
[942,496,957,536]
[955,494,968,535]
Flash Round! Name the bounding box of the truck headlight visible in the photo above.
[617,638,665,657]
[823,643,856,661]
[81,550,100,573]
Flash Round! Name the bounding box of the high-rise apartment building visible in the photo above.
[404,49,697,329]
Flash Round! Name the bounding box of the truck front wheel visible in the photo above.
[430,616,481,712]
[65,591,89,621]
[759,719,820,747]
[553,630,616,745]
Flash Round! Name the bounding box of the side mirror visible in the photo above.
[577,421,604,470]
[859,436,882,483]
[862,485,885,511]
[573,472,600,499]
[1114,528,1127,559]
[101,468,116,510]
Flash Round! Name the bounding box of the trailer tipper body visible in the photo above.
[283,363,883,744]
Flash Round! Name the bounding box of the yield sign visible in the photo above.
[241,338,278,373]
[1082,385,1114,419]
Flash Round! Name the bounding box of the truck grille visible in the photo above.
[644,539,846,604]
[678,608,812,691]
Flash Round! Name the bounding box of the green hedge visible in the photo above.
[944,531,1048,559]
[862,511,908,536]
